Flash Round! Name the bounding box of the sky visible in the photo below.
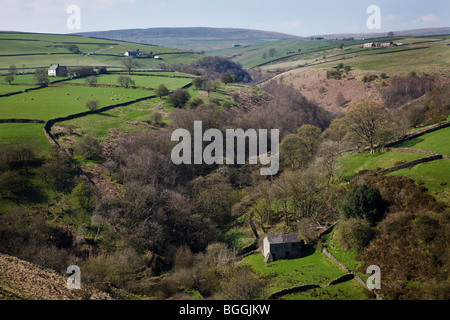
[0,0,449,36]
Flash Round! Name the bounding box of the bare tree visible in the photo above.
[344,101,387,153]
[122,57,137,75]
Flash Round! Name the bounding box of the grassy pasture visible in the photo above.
[242,251,345,292]
[339,151,426,181]
[0,85,154,121]
[66,74,192,90]
[240,250,371,299]
[0,123,49,152]
[58,97,166,140]
[208,38,340,69]
[0,84,39,95]
[0,31,202,69]
[310,37,450,74]
[394,126,450,156]
[388,159,450,205]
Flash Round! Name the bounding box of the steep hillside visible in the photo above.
[0,252,113,300]
[256,35,450,111]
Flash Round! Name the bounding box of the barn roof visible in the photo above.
[266,234,301,244]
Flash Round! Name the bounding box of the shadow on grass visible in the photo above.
[97,112,118,118]
[396,137,425,148]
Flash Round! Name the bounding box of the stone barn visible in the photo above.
[263,234,303,263]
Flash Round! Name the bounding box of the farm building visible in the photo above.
[48,64,68,77]
[263,234,304,263]
[124,50,140,58]
[363,42,375,48]
[377,41,394,47]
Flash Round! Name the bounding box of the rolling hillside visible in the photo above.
[0,31,202,70]
[74,27,300,52]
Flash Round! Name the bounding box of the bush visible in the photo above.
[74,135,102,160]
[71,181,94,209]
[86,99,99,111]
[334,218,375,252]
[167,88,191,108]
[85,76,98,87]
[339,185,387,225]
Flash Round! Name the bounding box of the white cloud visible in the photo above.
[416,13,440,24]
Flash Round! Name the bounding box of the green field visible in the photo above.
[243,251,344,292]
[209,34,450,75]
[0,85,154,121]
[395,126,450,156]
[58,97,167,140]
[283,280,372,300]
[0,31,201,69]
[0,84,39,95]
[0,123,49,152]
[241,250,372,299]
[340,151,426,181]
[66,74,192,90]
[208,38,341,69]
[388,159,450,205]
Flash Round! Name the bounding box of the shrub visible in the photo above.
[167,88,191,108]
[334,218,375,252]
[71,181,94,209]
[74,135,102,160]
[339,185,387,225]
[85,76,98,86]
[86,99,99,111]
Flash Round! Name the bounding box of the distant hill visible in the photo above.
[74,27,300,52]
[312,27,450,40]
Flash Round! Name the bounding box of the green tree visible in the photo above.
[155,84,170,99]
[34,68,49,86]
[167,88,191,108]
[334,218,375,252]
[117,75,135,88]
[85,75,98,86]
[71,182,93,209]
[339,185,387,225]
[74,135,102,160]
[86,99,99,111]
[4,74,14,85]
[268,48,277,58]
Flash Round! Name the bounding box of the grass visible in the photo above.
[388,159,450,205]
[0,85,154,121]
[339,151,426,181]
[283,280,373,300]
[0,123,50,152]
[0,84,39,95]
[58,97,164,140]
[208,38,341,69]
[0,31,201,69]
[66,74,192,90]
[242,250,346,293]
[395,126,450,156]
